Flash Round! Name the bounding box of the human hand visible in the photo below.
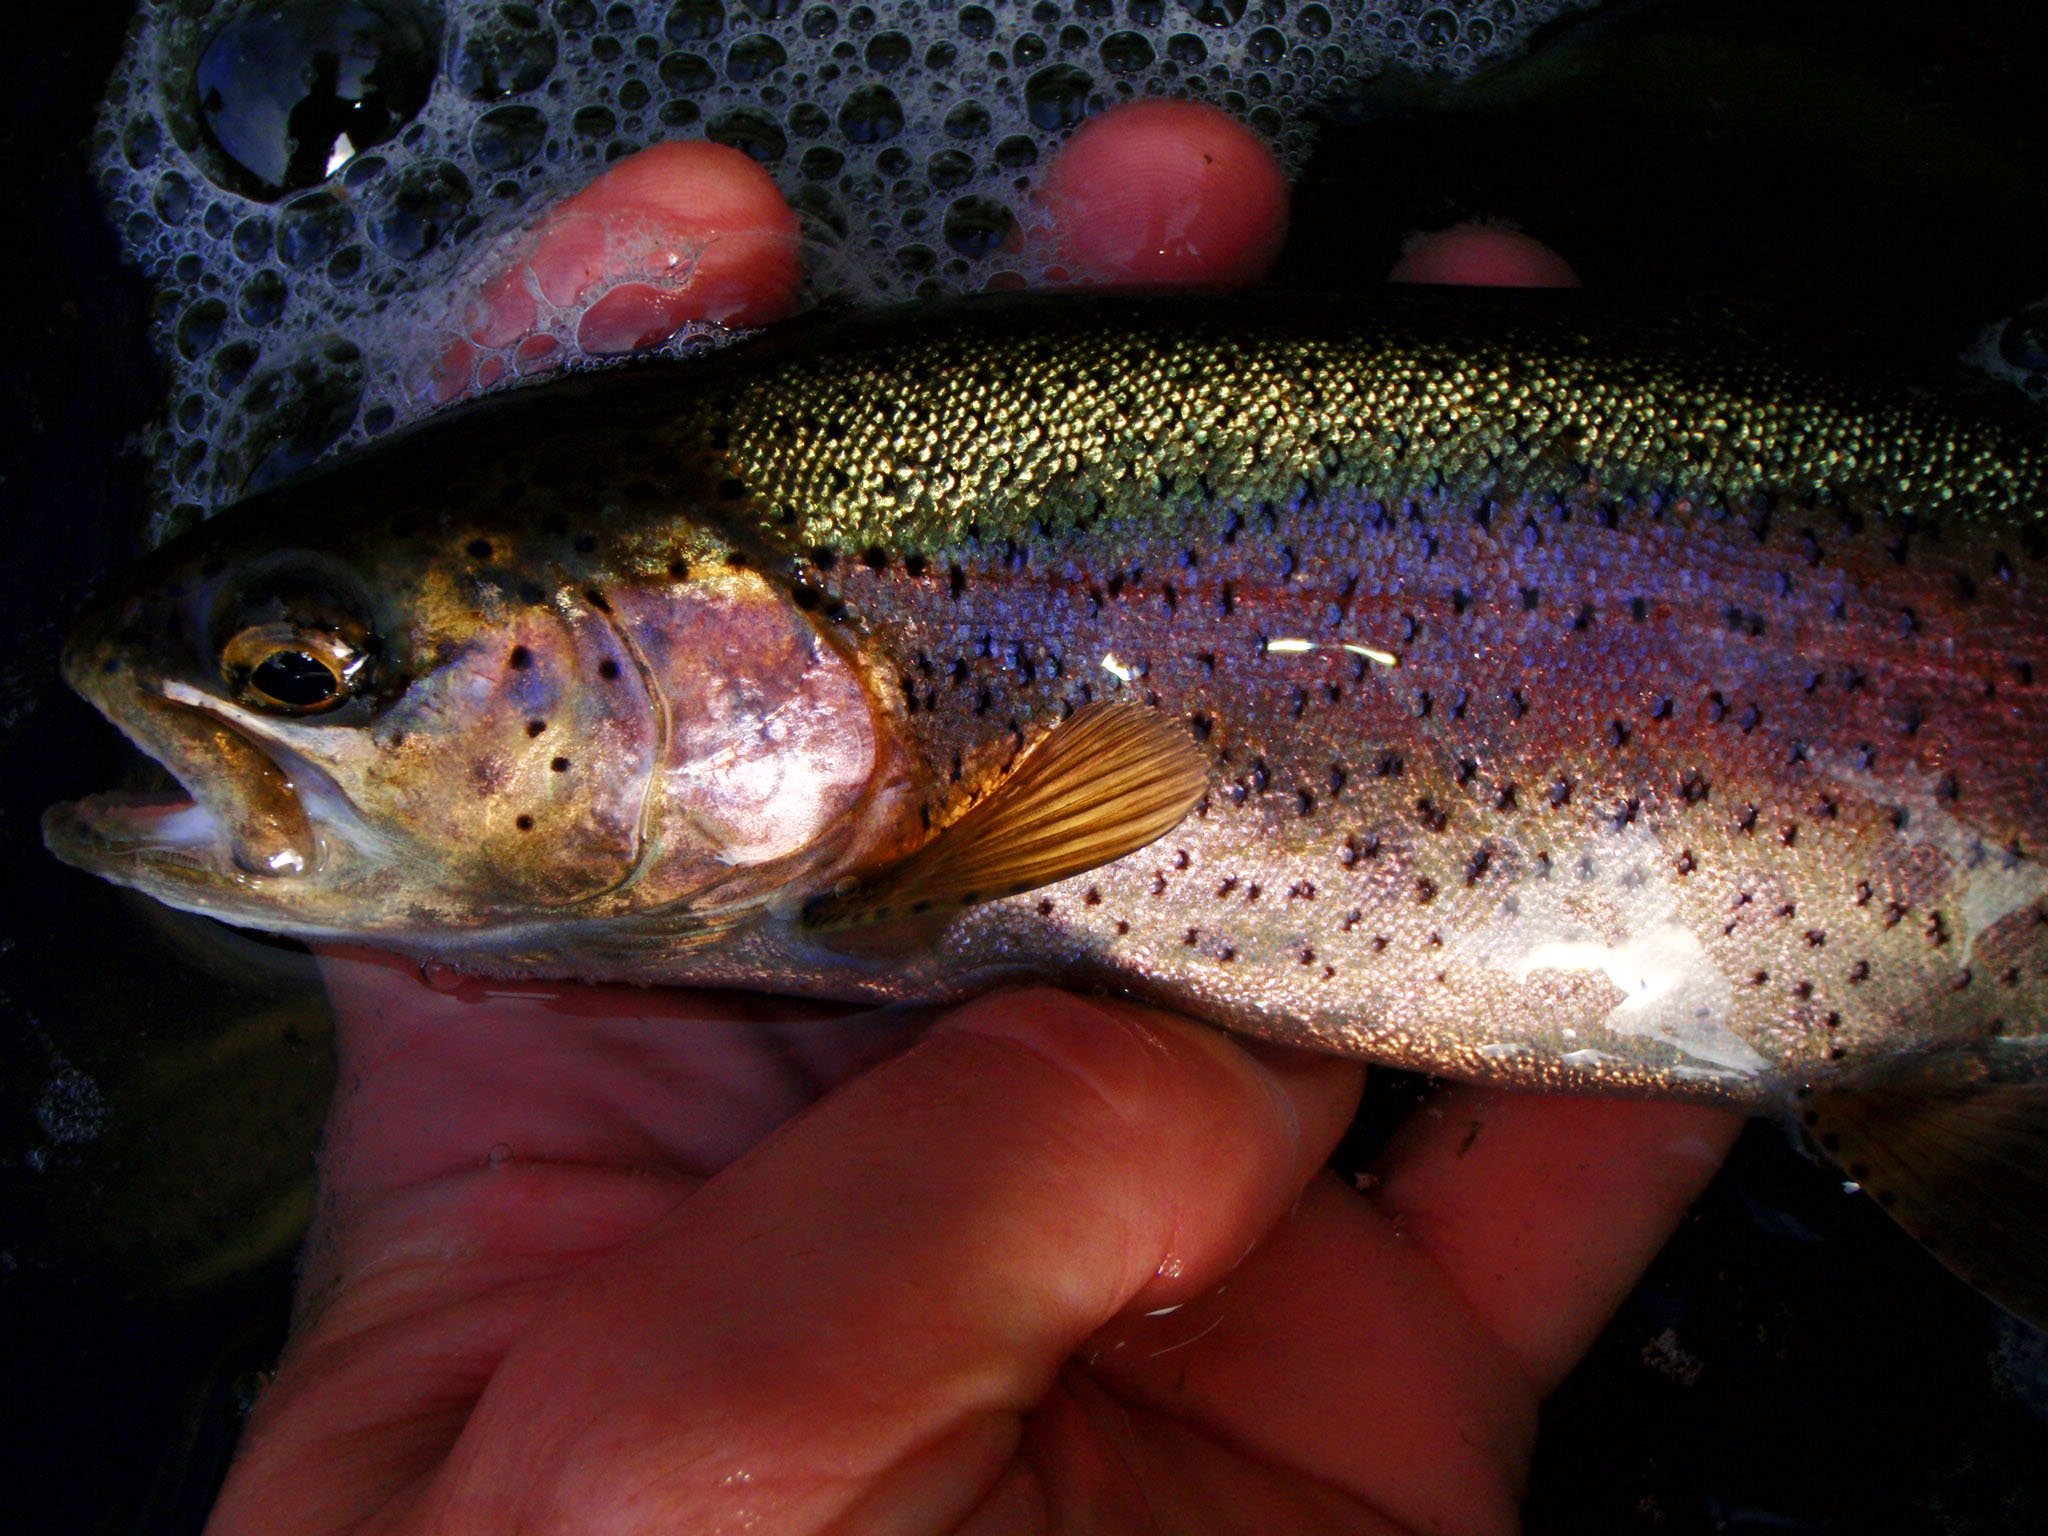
[204,107,1739,1536]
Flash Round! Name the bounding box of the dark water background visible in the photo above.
[6,1,2048,1530]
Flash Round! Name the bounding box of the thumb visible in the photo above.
[422,987,1362,1535]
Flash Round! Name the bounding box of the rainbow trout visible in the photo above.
[44,293,2048,1321]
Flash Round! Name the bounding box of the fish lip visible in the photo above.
[42,789,227,884]
[45,684,321,886]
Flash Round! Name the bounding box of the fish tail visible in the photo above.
[1805,1074,2048,1328]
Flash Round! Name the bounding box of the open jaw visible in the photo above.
[43,695,322,899]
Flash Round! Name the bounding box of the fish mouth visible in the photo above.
[44,690,320,890]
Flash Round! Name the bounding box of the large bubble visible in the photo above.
[98,0,1594,538]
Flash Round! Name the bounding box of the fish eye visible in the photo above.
[221,623,363,715]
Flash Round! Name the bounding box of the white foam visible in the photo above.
[94,0,1593,541]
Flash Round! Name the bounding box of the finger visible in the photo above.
[427,140,800,399]
[419,988,1362,1534]
[1390,220,1581,286]
[314,946,880,1201]
[1034,100,1289,287]
[1371,1088,1743,1391]
[1083,1171,1534,1536]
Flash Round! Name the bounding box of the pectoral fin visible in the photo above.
[805,702,1208,929]
[1808,1080,2048,1328]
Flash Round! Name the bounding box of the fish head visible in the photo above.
[44,483,914,957]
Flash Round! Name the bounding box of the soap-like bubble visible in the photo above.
[193,0,440,197]
[97,0,1592,536]
[452,4,561,100]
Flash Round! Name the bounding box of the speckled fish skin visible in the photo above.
[48,292,2048,1112]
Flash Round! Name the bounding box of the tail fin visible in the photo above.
[1806,1078,2048,1328]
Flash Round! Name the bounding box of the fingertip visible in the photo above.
[930,989,1362,1306]
[1375,1090,1743,1390]
[1389,221,1580,288]
[1035,101,1288,288]
[425,139,801,397]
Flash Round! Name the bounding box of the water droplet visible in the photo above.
[1247,26,1285,63]
[473,103,549,170]
[452,3,558,99]
[176,298,228,360]
[664,0,725,41]
[726,32,787,80]
[233,214,273,263]
[1417,7,1458,48]
[193,0,440,197]
[658,49,716,90]
[928,147,974,189]
[943,194,1015,257]
[234,339,366,494]
[943,100,991,139]
[838,84,904,143]
[1166,31,1207,64]
[572,104,618,137]
[787,100,829,137]
[1099,30,1155,74]
[275,188,356,268]
[152,172,193,224]
[239,268,289,325]
[124,116,163,170]
[800,144,844,179]
[367,159,472,259]
[865,30,912,71]
[1177,0,1244,26]
[1024,62,1093,130]
[801,3,838,38]
[1013,31,1047,66]
[994,133,1037,168]
[212,341,260,394]
[1297,2,1330,35]
[707,105,786,161]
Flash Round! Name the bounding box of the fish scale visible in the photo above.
[575,295,2046,1101]
[45,292,2048,1321]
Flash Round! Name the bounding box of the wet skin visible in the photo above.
[205,106,1740,1536]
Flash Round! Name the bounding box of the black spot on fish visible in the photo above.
[526,719,546,737]
[516,814,534,831]
[598,659,621,681]
[551,757,570,773]
[583,588,611,613]
[467,538,492,560]
[508,646,532,671]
